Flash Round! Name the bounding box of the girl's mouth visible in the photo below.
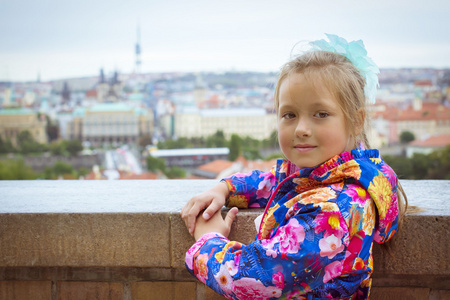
[294,144,316,152]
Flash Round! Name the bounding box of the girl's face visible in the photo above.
[277,73,355,169]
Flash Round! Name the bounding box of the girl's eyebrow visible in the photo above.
[280,101,336,111]
[278,103,294,109]
[278,104,297,112]
[308,98,339,110]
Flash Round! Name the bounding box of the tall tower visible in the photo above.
[61,82,71,105]
[135,23,142,74]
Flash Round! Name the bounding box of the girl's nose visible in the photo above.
[295,119,312,137]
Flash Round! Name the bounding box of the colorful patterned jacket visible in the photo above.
[185,149,399,299]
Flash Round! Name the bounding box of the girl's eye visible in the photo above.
[314,112,329,118]
[282,112,295,119]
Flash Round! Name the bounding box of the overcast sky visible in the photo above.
[1,0,449,82]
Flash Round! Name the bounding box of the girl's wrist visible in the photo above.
[218,181,230,206]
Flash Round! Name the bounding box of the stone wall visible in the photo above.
[0,180,449,300]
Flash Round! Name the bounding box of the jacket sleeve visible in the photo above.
[185,199,362,299]
[220,167,277,209]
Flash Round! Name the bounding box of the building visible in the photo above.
[171,107,277,140]
[148,147,229,169]
[371,99,450,145]
[0,108,47,146]
[191,159,237,179]
[96,69,123,103]
[190,156,278,179]
[406,134,450,158]
[67,103,153,146]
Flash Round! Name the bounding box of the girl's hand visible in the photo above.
[181,182,229,236]
[194,207,238,240]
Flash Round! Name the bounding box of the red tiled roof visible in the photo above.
[85,90,98,98]
[236,156,279,173]
[84,170,158,180]
[198,160,233,174]
[414,80,432,87]
[372,102,450,122]
[243,159,278,173]
[120,172,158,180]
[410,134,450,147]
[84,171,106,180]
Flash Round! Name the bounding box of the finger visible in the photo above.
[181,199,194,218]
[186,209,199,236]
[180,202,190,217]
[186,201,208,235]
[181,204,194,231]
[203,199,223,220]
[224,207,238,229]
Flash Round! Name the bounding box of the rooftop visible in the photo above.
[89,103,133,112]
[200,108,267,117]
[410,134,450,147]
[0,108,34,115]
[372,102,450,122]
[197,159,233,174]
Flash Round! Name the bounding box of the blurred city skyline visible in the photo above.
[1,0,449,82]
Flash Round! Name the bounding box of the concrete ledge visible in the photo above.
[0,213,171,267]
[0,180,449,299]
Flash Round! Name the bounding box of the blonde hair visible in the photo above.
[274,50,369,148]
[274,50,408,231]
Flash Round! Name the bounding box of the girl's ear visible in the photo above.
[354,108,365,136]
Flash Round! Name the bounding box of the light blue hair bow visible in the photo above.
[309,34,380,103]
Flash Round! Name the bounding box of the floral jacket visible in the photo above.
[185,149,399,300]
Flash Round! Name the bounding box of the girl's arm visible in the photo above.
[182,167,277,236]
[181,181,229,236]
[193,206,238,240]
[221,167,277,209]
[186,198,372,299]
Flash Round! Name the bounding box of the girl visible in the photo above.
[181,34,407,299]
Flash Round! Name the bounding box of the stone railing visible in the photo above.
[0,180,449,300]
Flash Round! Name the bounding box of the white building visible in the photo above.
[406,134,450,158]
[172,107,277,140]
[67,103,153,146]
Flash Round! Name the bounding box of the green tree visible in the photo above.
[190,137,206,148]
[43,114,59,142]
[241,136,262,160]
[0,136,15,154]
[0,159,37,180]
[229,134,242,161]
[77,167,90,178]
[65,140,83,156]
[17,130,34,146]
[243,148,262,160]
[41,161,78,179]
[165,166,186,179]
[264,152,284,161]
[263,130,279,148]
[49,141,65,156]
[17,130,45,154]
[53,161,74,176]
[206,130,227,148]
[400,131,415,144]
[410,153,431,179]
[146,156,166,173]
[427,146,450,179]
[383,155,413,179]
